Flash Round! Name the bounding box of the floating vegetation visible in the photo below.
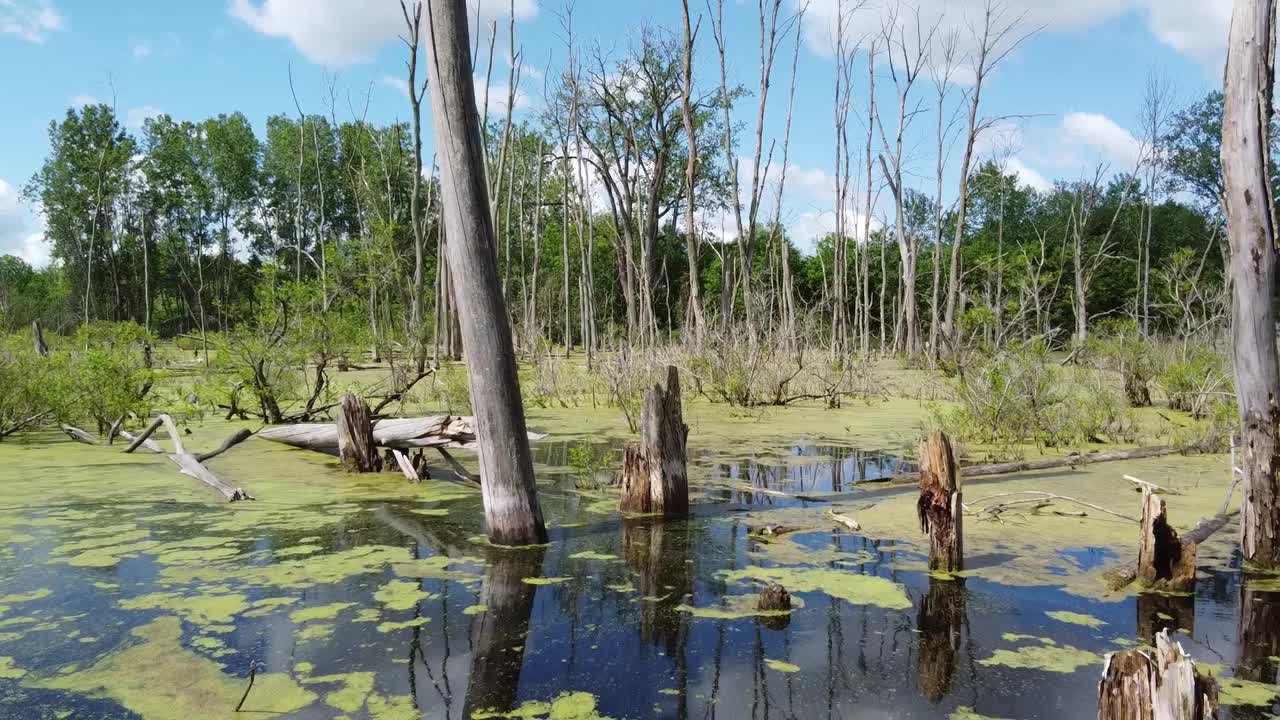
[764,659,800,673]
[1045,610,1107,628]
[719,566,911,609]
[677,594,805,620]
[978,643,1099,673]
[471,691,614,719]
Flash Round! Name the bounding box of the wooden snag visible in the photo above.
[32,320,48,357]
[336,393,382,473]
[918,431,962,572]
[758,583,791,612]
[1098,629,1218,720]
[619,366,689,516]
[1136,490,1197,591]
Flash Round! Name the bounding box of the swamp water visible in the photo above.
[0,426,1278,720]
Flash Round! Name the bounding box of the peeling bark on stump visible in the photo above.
[619,366,689,516]
[1137,490,1197,591]
[1097,630,1218,720]
[336,393,382,473]
[918,431,962,572]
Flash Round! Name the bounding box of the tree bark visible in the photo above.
[423,0,547,546]
[1222,0,1280,570]
[336,393,382,473]
[917,431,962,572]
[619,365,689,516]
[1097,630,1218,720]
[1136,490,1197,591]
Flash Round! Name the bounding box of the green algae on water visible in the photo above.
[377,617,430,633]
[523,577,571,586]
[119,590,248,627]
[289,602,355,623]
[678,594,805,620]
[764,659,800,673]
[302,671,375,713]
[464,604,488,615]
[0,657,26,679]
[374,580,435,611]
[978,643,1099,673]
[1001,633,1055,645]
[31,617,317,719]
[950,707,1012,720]
[719,566,911,609]
[568,551,618,561]
[1046,610,1106,628]
[471,691,614,719]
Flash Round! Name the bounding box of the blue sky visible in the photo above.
[0,0,1229,265]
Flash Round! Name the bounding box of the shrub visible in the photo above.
[1159,344,1232,419]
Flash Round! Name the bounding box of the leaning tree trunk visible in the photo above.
[619,366,689,516]
[1223,0,1280,570]
[423,0,546,546]
[918,431,962,572]
[1098,630,1218,720]
[1136,490,1197,591]
[336,393,381,473]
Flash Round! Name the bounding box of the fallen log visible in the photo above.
[864,445,1189,488]
[257,415,535,451]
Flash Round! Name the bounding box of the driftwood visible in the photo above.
[619,366,689,516]
[1097,630,1218,720]
[336,393,382,473]
[389,449,420,482]
[195,429,253,462]
[65,416,254,502]
[1137,490,1197,591]
[918,431,962,572]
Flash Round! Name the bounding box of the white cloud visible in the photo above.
[1006,156,1051,192]
[475,77,531,114]
[1061,111,1143,169]
[70,93,100,108]
[126,105,164,130]
[230,0,537,67]
[380,74,409,99]
[0,0,64,44]
[794,0,1228,71]
[0,179,50,268]
[132,41,152,61]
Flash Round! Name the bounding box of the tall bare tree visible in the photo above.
[942,0,1032,355]
[423,0,547,546]
[400,1,430,371]
[1222,0,1280,569]
[680,0,707,343]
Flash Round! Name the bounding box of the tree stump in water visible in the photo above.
[758,583,790,612]
[619,366,689,516]
[1098,630,1218,720]
[336,393,381,473]
[918,431,962,572]
[1137,490,1196,591]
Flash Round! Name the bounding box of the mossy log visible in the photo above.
[918,431,962,572]
[1097,630,1218,719]
[619,366,689,516]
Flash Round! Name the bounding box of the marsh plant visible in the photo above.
[1159,343,1232,419]
[566,442,615,489]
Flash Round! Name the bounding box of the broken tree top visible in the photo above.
[256,415,546,452]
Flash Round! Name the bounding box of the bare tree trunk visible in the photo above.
[423,0,547,546]
[680,0,706,344]
[1097,630,1218,720]
[918,431,962,572]
[401,1,429,371]
[619,366,689,516]
[1222,0,1280,570]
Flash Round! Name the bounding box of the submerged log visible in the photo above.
[1097,630,1218,720]
[619,366,689,516]
[1137,490,1197,592]
[336,393,381,473]
[918,431,962,572]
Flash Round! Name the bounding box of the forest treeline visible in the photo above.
[0,8,1237,366]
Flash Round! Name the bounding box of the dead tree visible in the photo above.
[917,431,962,572]
[1097,630,1218,720]
[1136,490,1197,591]
[336,393,382,473]
[423,0,547,545]
[32,321,49,357]
[619,366,689,516]
[1222,0,1280,570]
